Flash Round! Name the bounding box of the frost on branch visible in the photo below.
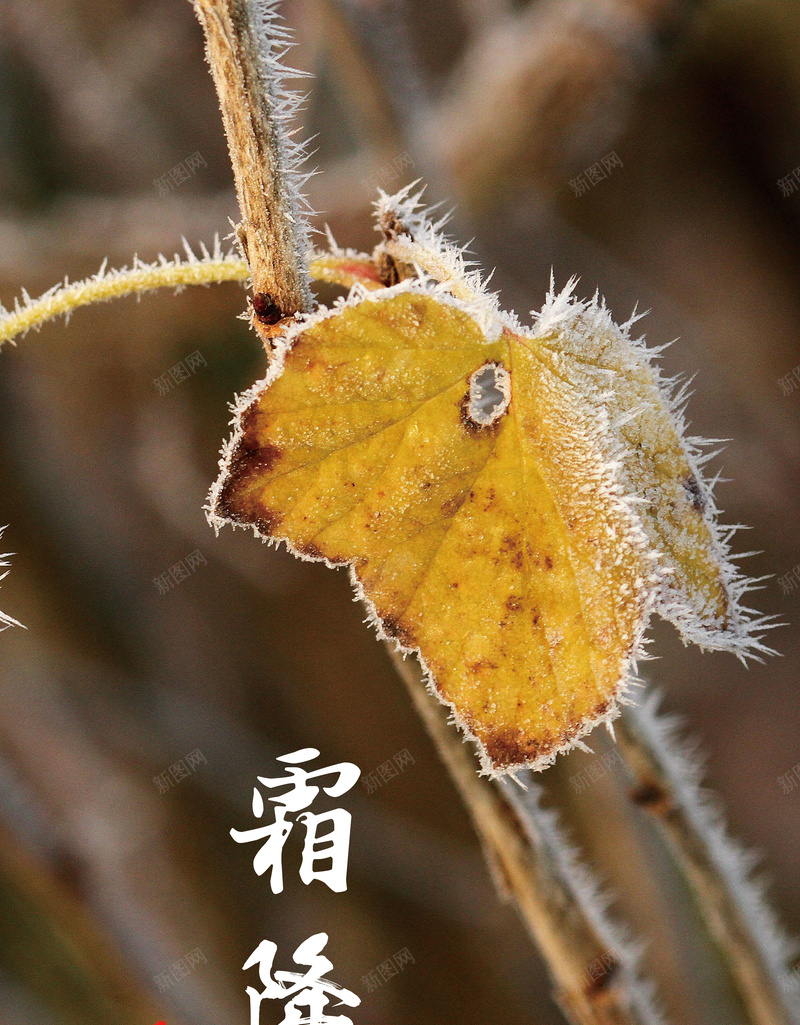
[208,186,773,775]
[623,693,800,1017]
[243,0,317,282]
[502,775,668,1025]
[190,0,316,315]
[0,239,248,350]
[0,528,22,632]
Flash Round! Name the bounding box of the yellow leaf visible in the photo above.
[209,191,769,775]
[529,288,745,652]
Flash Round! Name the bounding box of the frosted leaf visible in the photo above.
[208,191,773,774]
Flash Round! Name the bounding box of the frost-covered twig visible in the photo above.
[617,694,800,1025]
[0,247,380,350]
[0,245,249,349]
[0,528,23,632]
[190,0,315,318]
[390,649,667,1025]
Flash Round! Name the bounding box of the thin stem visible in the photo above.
[0,248,389,350]
[389,648,666,1025]
[190,0,313,317]
[0,252,384,350]
[0,253,250,350]
[318,0,430,141]
[616,696,799,1025]
[314,0,405,154]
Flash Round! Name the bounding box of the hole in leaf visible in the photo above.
[467,362,511,426]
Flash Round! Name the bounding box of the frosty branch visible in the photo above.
[617,698,800,1025]
[391,650,665,1025]
[190,0,314,322]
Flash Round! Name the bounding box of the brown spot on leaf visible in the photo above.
[505,596,522,612]
[482,726,550,768]
[381,614,417,648]
[294,539,324,560]
[216,432,284,532]
[252,509,282,535]
[683,473,705,512]
[469,659,499,673]
[238,436,282,476]
[217,472,282,535]
[458,390,504,436]
[441,495,464,518]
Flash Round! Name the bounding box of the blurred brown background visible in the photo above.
[0,0,799,1023]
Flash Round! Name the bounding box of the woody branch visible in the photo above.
[190,0,313,323]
